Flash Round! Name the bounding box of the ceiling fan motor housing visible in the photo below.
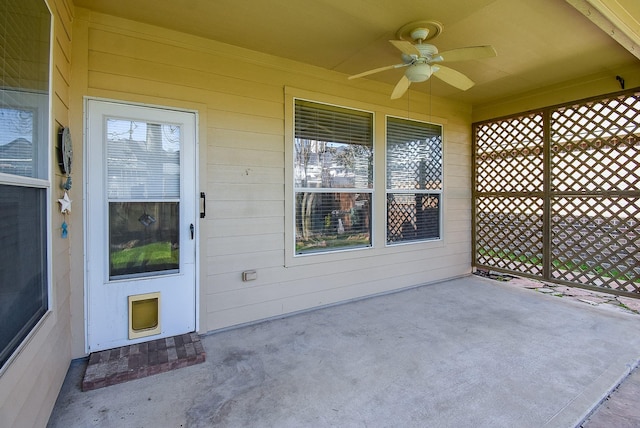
[416,44,438,57]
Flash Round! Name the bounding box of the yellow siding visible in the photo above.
[70,9,474,351]
[0,0,74,426]
[472,63,640,122]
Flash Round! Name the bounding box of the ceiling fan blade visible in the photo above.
[436,45,497,62]
[348,63,407,80]
[389,40,421,57]
[432,65,475,91]
[390,75,411,99]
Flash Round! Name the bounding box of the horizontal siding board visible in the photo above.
[210,200,283,219]
[207,217,285,238]
[210,183,284,201]
[205,241,470,294]
[446,152,472,167]
[88,54,285,119]
[446,187,472,200]
[80,12,472,335]
[206,252,470,313]
[52,93,69,125]
[208,165,283,185]
[54,40,70,85]
[88,27,310,92]
[208,109,283,135]
[88,50,284,103]
[88,71,210,103]
[208,233,284,256]
[209,146,284,168]
[211,128,284,152]
[447,208,472,222]
[53,69,69,109]
[206,250,284,275]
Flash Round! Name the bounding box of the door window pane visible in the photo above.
[107,119,180,199]
[109,202,179,278]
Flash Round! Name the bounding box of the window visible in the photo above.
[294,100,373,255]
[386,116,443,244]
[0,0,51,369]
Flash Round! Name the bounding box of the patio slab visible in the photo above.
[47,275,640,427]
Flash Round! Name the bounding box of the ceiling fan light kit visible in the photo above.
[349,19,497,99]
[405,63,433,82]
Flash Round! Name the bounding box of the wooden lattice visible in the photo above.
[475,196,544,276]
[475,113,544,193]
[551,196,639,292]
[473,90,640,297]
[387,194,439,243]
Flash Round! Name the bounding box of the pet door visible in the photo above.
[128,292,161,339]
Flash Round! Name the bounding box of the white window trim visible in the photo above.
[384,114,444,247]
[0,0,54,375]
[293,99,374,258]
[284,87,449,267]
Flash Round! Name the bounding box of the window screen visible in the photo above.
[294,100,373,254]
[0,0,51,369]
[386,116,443,244]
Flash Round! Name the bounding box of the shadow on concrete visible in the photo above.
[48,275,640,428]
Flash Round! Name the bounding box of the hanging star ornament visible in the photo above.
[58,191,72,213]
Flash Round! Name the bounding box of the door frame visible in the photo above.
[83,97,200,353]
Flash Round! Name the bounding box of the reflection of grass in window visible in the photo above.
[111,242,178,271]
[297,234,370,253]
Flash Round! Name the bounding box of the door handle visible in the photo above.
[190,223,195,240]
[200,192,206,218]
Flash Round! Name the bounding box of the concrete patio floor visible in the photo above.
[47,275,640,428]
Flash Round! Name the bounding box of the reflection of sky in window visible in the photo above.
[107,119,180,152]
[0,108,33,146]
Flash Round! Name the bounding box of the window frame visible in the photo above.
[292,98,375,257]
[385,115,444,246]
[284,87,447,267]
[285,89,381,266]
[0,0,53,373]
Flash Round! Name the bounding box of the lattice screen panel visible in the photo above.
[474,89,640,298]
[551,95,640,193]
[550,197,639,293]
[475,113,544,193]
[475,196,544,276]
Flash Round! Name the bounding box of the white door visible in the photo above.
[85,99,197,352]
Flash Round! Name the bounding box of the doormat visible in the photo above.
[82,332,206,391]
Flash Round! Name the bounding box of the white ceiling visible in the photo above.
[73,0,640,106]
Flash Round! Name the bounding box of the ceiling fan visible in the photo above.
[349,20,497,99]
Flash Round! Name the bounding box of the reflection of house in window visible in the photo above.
[0,103,42,178]
[0,138,33,176]
[106,120,180,200]
[294,99,373,255]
